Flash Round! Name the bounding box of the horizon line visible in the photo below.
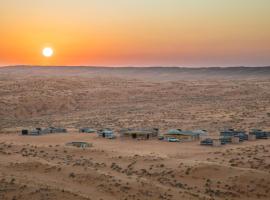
[1,65,270,69]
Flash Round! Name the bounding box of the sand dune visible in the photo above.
[0,66,270,133]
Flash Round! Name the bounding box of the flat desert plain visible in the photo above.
[0,66,270,200]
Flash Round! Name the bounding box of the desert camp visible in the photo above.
[1,0,270,198]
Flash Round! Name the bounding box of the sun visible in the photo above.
[42,47,54,57]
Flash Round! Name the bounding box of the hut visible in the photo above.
[66,142,92,148]
[249,129,269,139]
[21,127,67,136]
[30,129,41,135]
[21,128,42,136]
[41,127,67,134]
[201,138,226,146]
[98,128,116,139]
[220,129,248,141]
[79,128,96,133]
[200,138,212,146]
[49,127,67,133]
[164,129,207,142]
[21,130,29,135]
[119,128,159,140]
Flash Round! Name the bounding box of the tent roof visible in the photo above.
[167,129,207,136]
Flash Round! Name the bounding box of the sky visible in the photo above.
[0,0,270,67]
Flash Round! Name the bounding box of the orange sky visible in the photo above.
[1,0,270,67]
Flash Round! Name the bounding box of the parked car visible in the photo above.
[107,135,116,139]
[79,128,96,133]
[167,138,180,142]
[200,138,213,146]
[158,136,164,140]
[98,128,117,139]
[220,137,232,144]
[237,132,248,141]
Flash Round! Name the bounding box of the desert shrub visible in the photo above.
[69,172,75,178]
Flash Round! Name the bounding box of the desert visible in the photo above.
[0,66,270,200]
[2,0,270,199]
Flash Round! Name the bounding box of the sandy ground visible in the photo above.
[0,66,270,200]
[0,133,270,200]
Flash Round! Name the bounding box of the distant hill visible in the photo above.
[1,66,270,81]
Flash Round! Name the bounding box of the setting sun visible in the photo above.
[1,0,270,67]
[0,1,270,200]
[42,47,54,57]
